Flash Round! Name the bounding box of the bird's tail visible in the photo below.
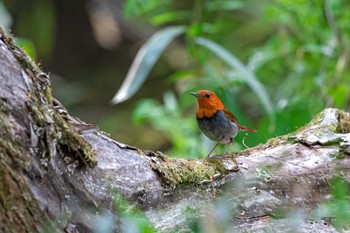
[239,125,257,132]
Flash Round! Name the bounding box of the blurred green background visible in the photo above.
[2,0,350,158]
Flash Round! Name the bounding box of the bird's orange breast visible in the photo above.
[196,108,219,119]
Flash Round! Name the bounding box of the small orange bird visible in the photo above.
[190,90,257,157]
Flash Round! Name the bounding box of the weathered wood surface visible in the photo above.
[0,28,349,233]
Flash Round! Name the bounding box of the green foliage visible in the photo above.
[113,191,157,233]
[258,0,350,137]
[315,177,350,230]
[14,38,37,60]
[133,91,205,157]
[120,0,350,157]
[16,0,56,58]
[3,0,56,59]
[111,26,186,104]
[330,178,350,229]
[0,2,38,59]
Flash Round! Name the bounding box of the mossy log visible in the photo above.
[0,28,349,232]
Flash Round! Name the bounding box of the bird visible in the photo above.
[190,90,257,157]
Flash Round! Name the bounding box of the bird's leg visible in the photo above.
[222,138,239,166]
[222,138,233,156]
[206,143,219,158]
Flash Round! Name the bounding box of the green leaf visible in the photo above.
[14,38,37,60]
[187,23,203,37]
[123,0,168,18]
[205,0,244,11]
[15,0,56,58]
[150,11,191,25]
[195,37,275,130]
[111,26,186,104]
[329,85,348,108]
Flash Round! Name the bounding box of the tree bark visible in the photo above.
[0,28,349,233]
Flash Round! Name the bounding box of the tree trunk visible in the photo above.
[0,28,349,233]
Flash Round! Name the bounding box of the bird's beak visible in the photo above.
[189,92,199,97]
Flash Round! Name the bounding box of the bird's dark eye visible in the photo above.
[205,93,211,98]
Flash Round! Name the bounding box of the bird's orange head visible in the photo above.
[190,90,225,118]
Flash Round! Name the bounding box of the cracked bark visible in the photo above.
[0,28,349,233]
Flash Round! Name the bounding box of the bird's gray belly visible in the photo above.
[197,110,239,144]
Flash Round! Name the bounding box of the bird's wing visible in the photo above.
[223,108,257,132]
[223,108,239,124]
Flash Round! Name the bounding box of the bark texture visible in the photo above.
[0,28,350,233]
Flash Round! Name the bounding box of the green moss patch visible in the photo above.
[145,151,236,188]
